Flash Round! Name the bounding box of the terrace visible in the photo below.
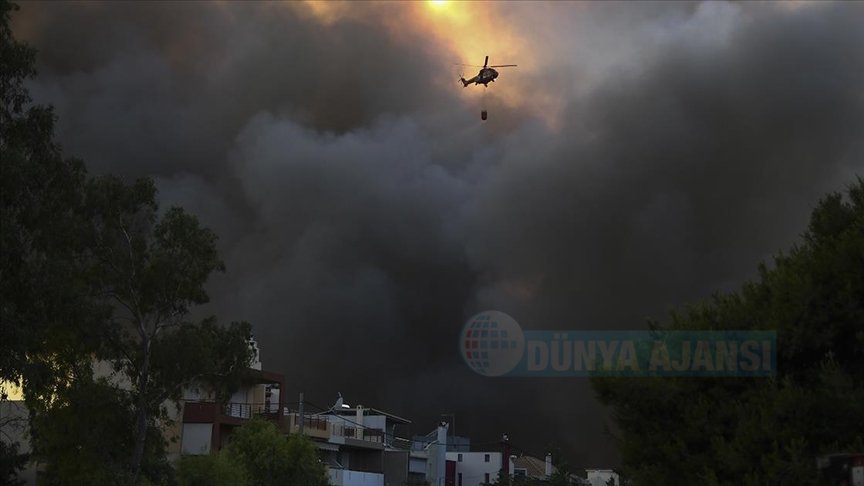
[181,402,386,448]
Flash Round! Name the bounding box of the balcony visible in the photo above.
[284,412,385,449]
[224,401,281,419]
[183,401,282,425]
[181,402,385,449]
[328,469,384,486]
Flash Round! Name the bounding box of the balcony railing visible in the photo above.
[183,401,282,424]
[183,401,385,447]
[223,401,281,419]
[283,412,385,446]
[222,402,279,419]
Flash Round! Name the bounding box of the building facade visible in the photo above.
[446,451,515,486]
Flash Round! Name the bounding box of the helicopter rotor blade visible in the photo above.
[453,63,485,67]
[488,64,517,68]
[484,55,489,68]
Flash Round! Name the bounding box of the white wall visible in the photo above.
[328,469,384,486]
[249,339,262,370]
[267,387,280,413]
[587,469,619,486]
[330,414,387,432]
[409,456,427,474]
[446,452,513,486]
[1,401,38,485]
[851,463,863,486]
[181,423,213,455]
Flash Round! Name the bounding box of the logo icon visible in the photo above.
[460,310,525,377]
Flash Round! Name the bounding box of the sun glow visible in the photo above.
[418,1,532,115]
[297,1,559,128]
[424,0,470,29]
[1,380,24,400]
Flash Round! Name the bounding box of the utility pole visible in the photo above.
[501,433,511,478]
[298,392,304,434]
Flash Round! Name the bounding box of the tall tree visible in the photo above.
[24,173,255,483]
[83,174,255,480]
[1,0,99,406]
[1,9,108,485]
[1,1,255,481]
[593,178,864,485]
[29,376,171,485]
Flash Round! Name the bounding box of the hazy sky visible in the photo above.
[13,0,863,466]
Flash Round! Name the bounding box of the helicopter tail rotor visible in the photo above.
[458,72,469,87]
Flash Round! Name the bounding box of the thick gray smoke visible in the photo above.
[13,1,863,466]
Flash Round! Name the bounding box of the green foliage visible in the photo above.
[175,420,330,486]
[16,169,253,481]
[80,172,253,477]
[1,2,256,482]
[149,318,255,403]
[30,377,171,485]
[177,453,248,486]
[222,418,329,486]
[489,469,511,485]
[1,0,35,125]
[1,0,100,407]
[1,5,106,485]
[83,176,224,326]
[593,178,864,485]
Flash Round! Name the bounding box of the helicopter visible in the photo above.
[458,56,517,87]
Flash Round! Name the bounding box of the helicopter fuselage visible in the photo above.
[461,68,498,87]
[458,56,515,87]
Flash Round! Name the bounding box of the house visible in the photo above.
[175,337,411,486]
[586,469,620,486]
[403,426,471,485]
[817,454,864,485]
[513,453,553,480]
[412,428,471,452]
[176,337,415,486]
[446,451,515,486]
[177,341,411,486]
[284,402,412,486]
[0,338,278,484]
[168,338,286,457]
[380,439,432,486]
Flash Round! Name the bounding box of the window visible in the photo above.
[484,454,490,462]
[485,473,490,483]
[457,453,462,462]
[458,473,462,486]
